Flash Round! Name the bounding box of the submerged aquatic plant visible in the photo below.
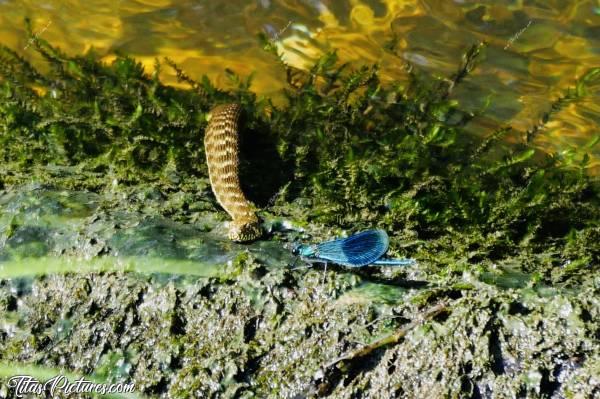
[0,23,598,287]
[259,37,600,280]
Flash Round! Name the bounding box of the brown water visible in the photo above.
[1,0,599,171]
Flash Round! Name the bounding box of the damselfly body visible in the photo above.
[291,229,415,267]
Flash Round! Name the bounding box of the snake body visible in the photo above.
[204,103,262,242]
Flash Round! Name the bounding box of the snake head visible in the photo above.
[228,220,263,242]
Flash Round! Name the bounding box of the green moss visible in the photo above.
[2,35,597,285]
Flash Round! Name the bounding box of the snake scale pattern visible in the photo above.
[204,103,262,242]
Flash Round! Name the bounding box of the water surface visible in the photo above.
[1,0,598,170]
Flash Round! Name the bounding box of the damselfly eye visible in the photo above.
[291,244,301,255]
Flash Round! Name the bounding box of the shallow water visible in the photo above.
[1,0,598,170]
[0,187,297,279]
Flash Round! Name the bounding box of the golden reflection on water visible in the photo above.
[1,0,599,172]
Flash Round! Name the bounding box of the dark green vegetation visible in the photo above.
[0,24,599,398]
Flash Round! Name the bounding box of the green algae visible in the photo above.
[0,256,221,279]
[0,186,296,275]
[0,27,599,398]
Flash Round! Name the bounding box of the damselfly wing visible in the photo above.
[310,229,390,267]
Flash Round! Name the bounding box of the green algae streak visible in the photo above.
[0,256,221,279]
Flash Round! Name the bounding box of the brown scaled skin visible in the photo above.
[204,103,262,242]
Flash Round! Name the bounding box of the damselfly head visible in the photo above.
[291,243,302,256]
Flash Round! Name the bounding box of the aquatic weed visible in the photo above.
[0,27,598,287]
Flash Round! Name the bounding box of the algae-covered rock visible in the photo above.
[0,256,598,398]
[0,187,598,398]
